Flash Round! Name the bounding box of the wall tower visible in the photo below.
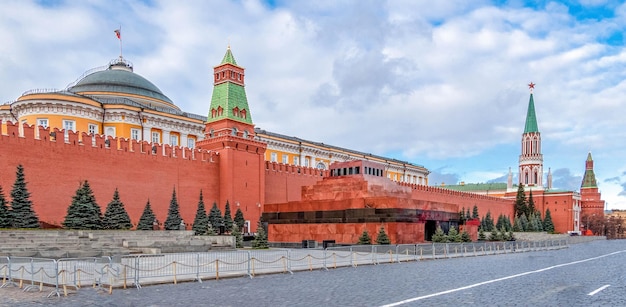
[580,152,605,217]
[197,46,267,231]
[519,83,544,190]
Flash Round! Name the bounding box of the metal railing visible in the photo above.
[0,239,568,296]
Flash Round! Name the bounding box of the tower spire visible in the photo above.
[519,82,543,189]
[524,82,539,133]
[581,152,598,188]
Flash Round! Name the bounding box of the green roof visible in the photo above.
[524,93,539,133]
[221,47,237,65]
[581,152,598,188]
[207,82,252,124]
[442,182,507,192]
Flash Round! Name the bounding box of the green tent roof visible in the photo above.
[581,152,598,188]
[221,47,237,65]
[524,93,539,133]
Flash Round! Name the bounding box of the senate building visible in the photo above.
[0,46,604,243]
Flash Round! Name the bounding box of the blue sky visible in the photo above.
[2,0,626,209]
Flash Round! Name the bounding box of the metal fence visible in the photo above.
[0,239,568,297]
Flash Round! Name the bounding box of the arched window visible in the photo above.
[233,107,239,117]
[525,172,529,184]
[241,109,247,119]
[534,171,538,184]
[217,106,223,116]
[316,162,326,170]
[209,129,214,138]
[231,127,238,136]
[243,130,249,138]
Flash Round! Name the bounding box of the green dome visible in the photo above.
[68,59,175,106]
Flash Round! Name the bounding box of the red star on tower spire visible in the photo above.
[528,82,535,93]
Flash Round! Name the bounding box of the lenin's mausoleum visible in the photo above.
[0,47,605,243]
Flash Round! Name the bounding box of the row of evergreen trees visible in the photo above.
[63,181,250,233]
[0,165,40,228]
[432,226,473,243]
[357,227,390,245]
[0,165,265,248]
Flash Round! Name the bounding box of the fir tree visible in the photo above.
[527,190,536,217]
[489,228,499,241]
[504,215,512,231]
[461,230,472,242]
[0,185,12,228]
[482,211,495,231]
[431,226,447,243]
[472,205,479,219]
[375,226,391,245]
[513,216,522,232]
[164,187,182,230]
[514,184,527,218]
[234,208,245,231]
[535,212,543,231]
[63,181,102,230]
[466,208,471,221]
[10,164,39,228]
[496,214,505,231]
[447,226,462,242]
[543,209,555,233]
[252,219,268,248]
[357,230,372,244]
[206,223,217,235]
[528,213,538,232]
[501,227,511,241]
[232,224,243,248]
[208,202,223,232]
[192,190,208,235]
[223,200,233,233]
[519,213,529,232]
[102,189,132,230]
[478,228,486,241]
[136,200,156,230]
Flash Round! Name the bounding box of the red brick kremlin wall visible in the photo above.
[264,162,329,204]
[402,183,515,220]
[0,121,221,228]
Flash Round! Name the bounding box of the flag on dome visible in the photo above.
[114,29,121,40]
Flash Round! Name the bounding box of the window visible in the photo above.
[105,127,115,138]
[187,138,195,149]
[63,120,75,132]
[63,120,75,142]
[170,135,179,146]
[231,127,238,136]
[152,131,160,144]
[89,124,98,135]
[304,157,310,167]
[37,118,48,129]
[293,156,300,166]
[131,129,140,141]
[270,152,277,162]
[243,130,249,138]
[316,162,326,169]
[282,154,288,164]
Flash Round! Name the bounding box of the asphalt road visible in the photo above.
[4,239,626,307]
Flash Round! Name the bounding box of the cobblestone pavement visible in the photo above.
[3,240,626,307]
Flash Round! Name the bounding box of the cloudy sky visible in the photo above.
[2,0,626,209]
